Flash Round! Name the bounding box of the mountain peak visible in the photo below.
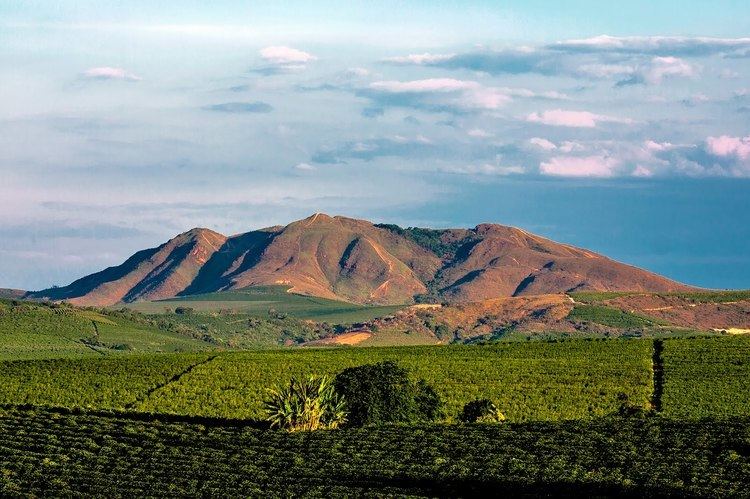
[29,214,694,306]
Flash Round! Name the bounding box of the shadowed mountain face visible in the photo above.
[29,214,694,306]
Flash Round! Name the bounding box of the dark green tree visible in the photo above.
[333,361,442,426]
[459,399,506,423]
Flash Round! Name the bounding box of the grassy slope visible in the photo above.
[0,300,211,360]
[125,286,404,324]
[570,289,750,304]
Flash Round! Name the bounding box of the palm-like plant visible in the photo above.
[264,375,347,431]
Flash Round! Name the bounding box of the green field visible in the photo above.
[569,289,750,304]
[662,336,750,418]
[567,304,666,329]
[0,341,653,422]
[0,407,747,497]
[2,300,750,496]
[0,300,211,360]
[125,286,404,324]
[0,354,212,408]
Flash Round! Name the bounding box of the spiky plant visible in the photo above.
[264,375,347,431]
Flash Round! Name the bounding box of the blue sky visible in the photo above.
[1,1,749,290]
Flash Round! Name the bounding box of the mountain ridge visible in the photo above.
[29,213,695,306]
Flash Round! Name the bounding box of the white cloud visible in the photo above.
[550,35,750,56]
[540,155,618,177]
[366,78,512,112]
[499,87,570,100]
[294,162,316,171]
[527,137,557,150]
[82,67,141,81]
[526,109,633,127]
[645,56,695,83]
[383,53,453,65]
[260,46,316,65]
[644,140,677,152]
[558,141,586,153]
[632,165,654,177]
[370,78,475,93]
[707,135,750,160]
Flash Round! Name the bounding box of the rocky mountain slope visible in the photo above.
[30,213,693,306]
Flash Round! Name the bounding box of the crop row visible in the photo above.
[1,335,748,422]
[0,407,748,497]
[0,354,212,408]
[662,336,750,418]
[136,341,653,421]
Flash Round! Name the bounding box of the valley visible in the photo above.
[2,217,749,496]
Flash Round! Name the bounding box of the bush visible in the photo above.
[264,376,346,431]
[333,361,442,427]
[174,307,194,315]
[459,399,506,423]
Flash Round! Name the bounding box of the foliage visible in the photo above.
[459,399,506,423]
[125,285,404,324]
[0,340,655,421]
[375,224,476,259]
[567,304,664,329]
[569,289,750,304]
[662,335,750,418]
[0,407,748,497]
[662,290,750,303]
[264,375,346,431]
[0,353,213,408]
[567,291,640,303]
[332,361,442,426]
[0,299,211,360]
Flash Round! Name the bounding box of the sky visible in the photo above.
[1,1,749,291]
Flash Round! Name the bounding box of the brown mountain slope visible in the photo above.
[431,224,691,302]
[220,214,439,303]
[32,228,226,306]
[30,213,695,306]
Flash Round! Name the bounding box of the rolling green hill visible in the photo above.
[124,285,404,324]
[0,299,211,360]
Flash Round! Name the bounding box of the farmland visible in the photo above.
[0,299,211,360]
[0,340,651,421]
[137,341,653,421]
[662,336,750,418]
[1,313,749,495]
[125,286,404,324]
[0,406,748,497]
[1,335,749,422]
[0,354,212,408]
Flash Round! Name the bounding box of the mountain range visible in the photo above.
[29,213,693,306]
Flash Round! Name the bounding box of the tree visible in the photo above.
[264,375,346,432]
[333,361,442,427]
[459,399,506,423]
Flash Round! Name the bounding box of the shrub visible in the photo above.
[459,399,506,423]
[333,361,442,427]
[264,376,346,431]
